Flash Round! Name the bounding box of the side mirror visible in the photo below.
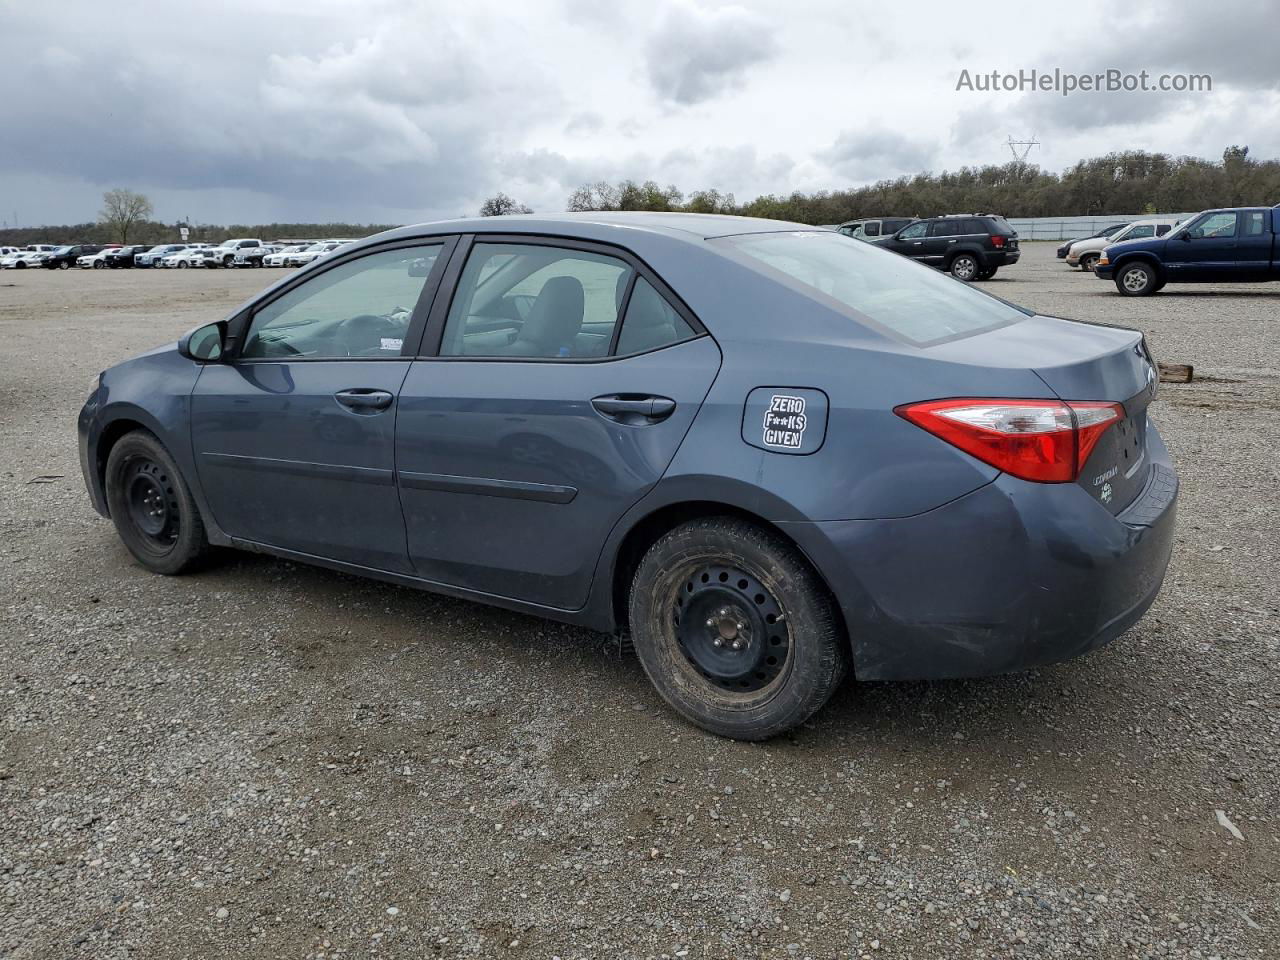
[1180,232,1193,242]
[178,321,226,362]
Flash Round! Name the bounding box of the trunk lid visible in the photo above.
[925,314,1157,514]
[1029,320,1156,515]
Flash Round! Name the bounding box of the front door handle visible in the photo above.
[591,394,676,424]
[334,388,394,412]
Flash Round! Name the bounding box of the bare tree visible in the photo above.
[98,189,154,244]
[479,193,533,217]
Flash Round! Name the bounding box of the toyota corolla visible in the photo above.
[78,213,1177,740]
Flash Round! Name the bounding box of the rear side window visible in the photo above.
[928,220,960,237]
[862,222,881,237]
[1155,224,1172,236]
[1244,211,1266,236]
[720,231,1028,346]
[616,277,695,355]
[441,243,632,358]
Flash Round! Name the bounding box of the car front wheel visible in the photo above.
[949,254,979,281]
[1116,262,1158,296]
[104,430,210,575]
[1079,253,1099,272]
[629,517,848,741]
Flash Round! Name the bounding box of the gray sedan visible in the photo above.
[78,213,1177,740]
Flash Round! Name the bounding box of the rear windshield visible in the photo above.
[719,231,1029,346]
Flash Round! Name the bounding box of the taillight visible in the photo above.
[895,398,1124,483]
[991,235,1006,248]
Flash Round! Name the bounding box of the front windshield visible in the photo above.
[720,230,1029,346]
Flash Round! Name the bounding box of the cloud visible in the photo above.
[822,128,940,182]
[644,2,779,105]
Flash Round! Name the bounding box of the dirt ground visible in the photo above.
[0,246,1276,959]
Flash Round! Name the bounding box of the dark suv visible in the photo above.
[871,214,1019,280]
[103,245,153,268]
[42,244,105,269]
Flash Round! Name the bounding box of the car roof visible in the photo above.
[374,211,817,248]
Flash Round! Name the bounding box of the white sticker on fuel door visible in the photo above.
[763,394,807,448]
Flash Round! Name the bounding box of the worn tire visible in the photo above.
[104,430,210,575]
[629,517,848,741]
[949,253,979,281]
[1115,261,1157,296]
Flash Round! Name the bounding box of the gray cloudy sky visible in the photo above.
[2,0,1277,227]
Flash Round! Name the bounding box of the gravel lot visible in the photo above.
[1,246,1276,959]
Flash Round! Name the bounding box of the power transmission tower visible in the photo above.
[1006,135,1040,162]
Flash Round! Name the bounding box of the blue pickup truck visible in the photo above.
[1095,205,1279,296]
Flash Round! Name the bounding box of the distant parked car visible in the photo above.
[232,243,282,268]
[263,244,309,267]
[1056,223,1131,259]
[285,240,345,267]
[836,217,915,241]
[162,249,218,269]
[1096,206,1280,295]
[204,238,263,268]
[135,245,188,267]
[1,245,57,269]
[43,245,105,269]
[103,245,154,268]
[78,248,118,269]
[1066,219,1178,271]
[870,214,1020,280]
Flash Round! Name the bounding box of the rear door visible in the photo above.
[191,239,453,572]
[395,237,721,609]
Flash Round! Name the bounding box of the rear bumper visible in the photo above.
[988,249,1019,266]
[781,421,1177,680]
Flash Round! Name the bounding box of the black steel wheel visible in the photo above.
[674,563,791,694]
[105,430,210,574]
[629,516,847,740]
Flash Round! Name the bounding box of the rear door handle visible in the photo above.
[334,388,394,412]
[591,394,676,424]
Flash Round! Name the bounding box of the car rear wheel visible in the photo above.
[178,261,189,269]
[1079,253,1099,272]
[59,261,70,270]
[949,254,979,281]
[1116,262,1157,296]
[629,516,848,741]
[104,430,210,575]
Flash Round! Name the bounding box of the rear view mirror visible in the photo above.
[178,321,226,362]
[407,257,432,277]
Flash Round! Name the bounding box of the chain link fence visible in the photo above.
[1006,213,1195,241]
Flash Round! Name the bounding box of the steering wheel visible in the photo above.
[337,313,402,357]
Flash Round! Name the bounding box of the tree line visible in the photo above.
[556,146,1278,223]
[3,146,1274,247]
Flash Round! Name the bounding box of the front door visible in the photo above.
[1164,211,1239,281]
[191,240,450,572]
[889,220,929,261]
[395,239,721,609]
